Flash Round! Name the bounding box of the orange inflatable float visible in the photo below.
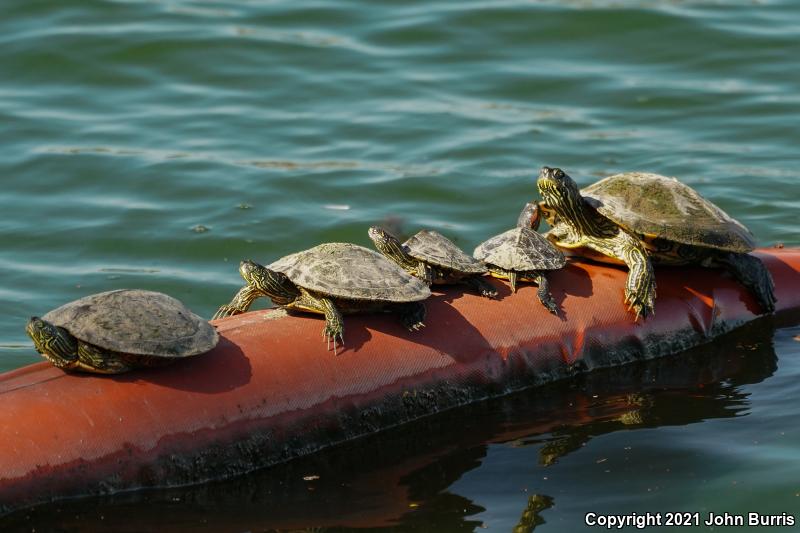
[1,249,798,514]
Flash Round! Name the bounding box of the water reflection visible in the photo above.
[2,320,778,532]
[513,494,554,533]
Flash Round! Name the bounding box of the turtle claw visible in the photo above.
[212,305,238,320]
[624,290,655,322]
[335,332,344,355]
[324,325,344,355]
[398,302,427,333]
[543,300,559,316]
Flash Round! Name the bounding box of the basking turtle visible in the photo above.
[473,212,566,314]
[26,289,218,374]
[368,226,498,298]
[213,243,430,353]
[535,167,776,320]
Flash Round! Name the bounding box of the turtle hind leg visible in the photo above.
[396,302,426,331]
[532,272,559,316]
[463,275,498,298]
[296,290,345,354]
[716,252,776,313]
[213,285,263,320]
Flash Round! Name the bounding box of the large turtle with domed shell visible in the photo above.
[26,289,219,374]
[534,167,776,321]
[213,242,430,354]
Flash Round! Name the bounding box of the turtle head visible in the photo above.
[239,260,298,301]
[368,226,398,247]
[537,166,592,230]
[26,317,78,366]
[537,167,581,209]
[368,226,415,268]
[516,202,541,230]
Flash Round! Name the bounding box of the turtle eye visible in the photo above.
[555,169,565,179]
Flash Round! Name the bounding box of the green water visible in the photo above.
[1,0,799,530]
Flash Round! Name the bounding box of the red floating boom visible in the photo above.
[1,249,799,513]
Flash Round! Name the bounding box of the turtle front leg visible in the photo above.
[397,302,426,331]
[507,270,519,293]
[76,343,132,374]
[588,230,656,320]
[715,252,776,313]
[213,285,262,320]
[416,261,434,285]
[463,275,498,298]
[619,238,656,321]
[297,291,345,354]
[532,272,558,316]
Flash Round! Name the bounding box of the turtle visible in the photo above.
[212,243,430,353]
[368,226,498,298]
[534,166,776,321]
[26,289,218,374]
[473,209,566,315]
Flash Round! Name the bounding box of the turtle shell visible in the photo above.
[581,172,756,252]
[42,289,218,358]
[268,243,430,302]
[474,227,566,271]
[404,230,487,274]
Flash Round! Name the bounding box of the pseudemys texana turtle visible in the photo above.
[213,243,430,353]
[368,227,498,298]
[535,167,776,320]
[26,289,218,374]
[473,207,566,314]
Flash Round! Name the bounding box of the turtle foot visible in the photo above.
[540,297,559,316]
[399,302,427,332]
[212,304,241,320]
[624,289,655,322]
[480,288,498,299]
[323,323,345,355]
[535,274,559,316]
[466,276,498,299]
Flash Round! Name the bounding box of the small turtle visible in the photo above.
[535,167,776,320]
[213,243,430,353]
[26,289,218,374]
[368,226,498,298]
[473,208,566,314]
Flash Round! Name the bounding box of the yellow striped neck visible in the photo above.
[374,234,417,270]
[546,192,609,239]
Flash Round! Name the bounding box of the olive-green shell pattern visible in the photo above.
[404,230,487,274]
[268,243,431,302]
[43,289,218,358]
[581,172,756,252]
[474,227,566,271]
